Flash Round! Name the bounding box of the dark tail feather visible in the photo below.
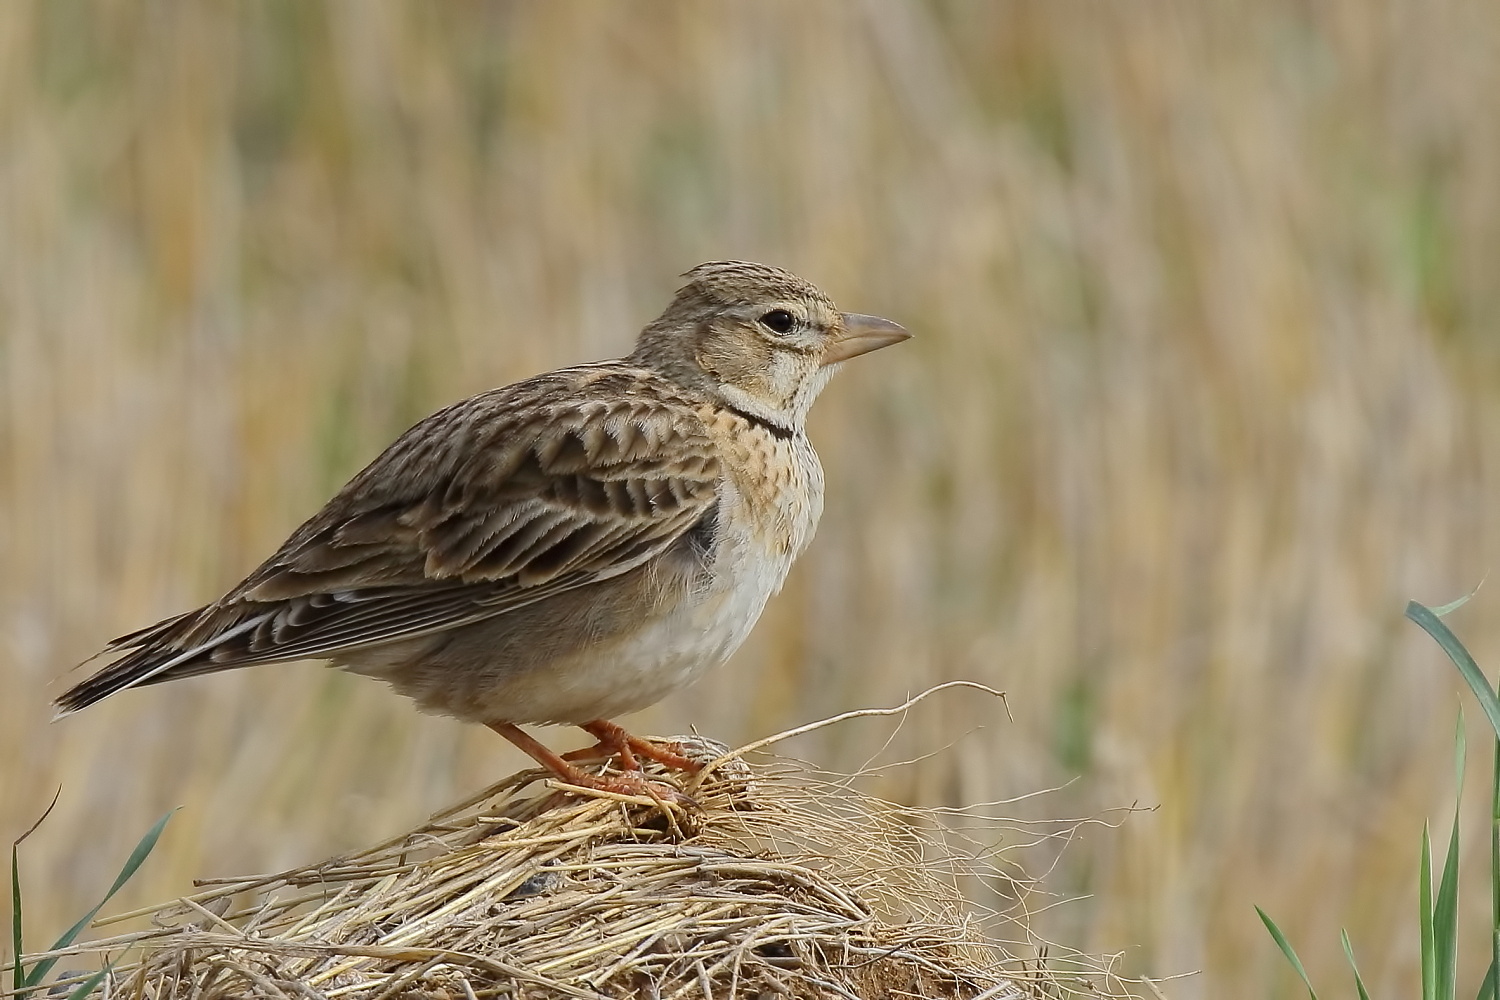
[54,647,182,716]
[53,607,262,717]
[99,608,202,652]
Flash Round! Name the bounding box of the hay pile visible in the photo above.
[18,727,1113,999]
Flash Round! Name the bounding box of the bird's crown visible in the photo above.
[675,260,835,313]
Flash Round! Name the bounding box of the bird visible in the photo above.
[54,261,910,802]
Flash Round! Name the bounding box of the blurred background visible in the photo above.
[4,1,1500,995]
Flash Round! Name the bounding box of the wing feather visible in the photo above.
[55,365,723,715]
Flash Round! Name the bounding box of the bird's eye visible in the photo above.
[759,309,797,335]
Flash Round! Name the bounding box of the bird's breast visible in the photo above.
[513,431,823,725]
[713,422,825,563]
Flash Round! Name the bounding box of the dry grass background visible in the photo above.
[3,1,1500,995]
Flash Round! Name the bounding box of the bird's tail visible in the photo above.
[53,606,263,717]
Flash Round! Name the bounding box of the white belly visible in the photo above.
[544,560,780,722]
[477,538,786,724]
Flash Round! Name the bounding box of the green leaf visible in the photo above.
[1339,929,1371,1000]
[10,842,22,995]
[1434,716,1464,1000]
[1422,822,1437,1000]
[1256,906,1321,1000]
[1478,959,1495,1000]
[10,790,61,995]
[62,965,109,1000]
[23,809,174,990]
[1491,700,1500,1000]
[1407,602,1500,741]
[1430,586,1482,618]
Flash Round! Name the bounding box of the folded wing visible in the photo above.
[55,366,722,714]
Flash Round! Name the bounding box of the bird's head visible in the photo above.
[631,261,910,431]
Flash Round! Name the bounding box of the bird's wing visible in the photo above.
[56,366,723,712]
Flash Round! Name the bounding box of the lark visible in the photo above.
[55,261,910,801]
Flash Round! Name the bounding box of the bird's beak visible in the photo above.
[822,313,912,366]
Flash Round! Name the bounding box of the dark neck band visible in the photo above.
[724,403,795,441]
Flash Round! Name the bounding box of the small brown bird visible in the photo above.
[56,261,909,801]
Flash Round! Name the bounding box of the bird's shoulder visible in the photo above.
[349,361,723,500]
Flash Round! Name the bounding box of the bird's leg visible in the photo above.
[569,719,705,774]
[487,721,691,804]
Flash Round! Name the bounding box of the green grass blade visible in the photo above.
[1407,601,1500,741]
[9,842,22,995]
[1339,930,1371,1000]
[23,809,174,990]
[10,790,60,995]
[1492,733,1500,1000]
[62,965,108,1000]
[1423,822,1437,1000]
[1478,959,1496,1000]
[1435,715,1465,1000]
[1256,906,1321,1000]
[1429,588,1481,618]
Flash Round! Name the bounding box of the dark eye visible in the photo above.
[759,309,797,335]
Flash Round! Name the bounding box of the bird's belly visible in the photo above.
[348,528,797,726]
[469,549,783,724]
[526,573,773,724]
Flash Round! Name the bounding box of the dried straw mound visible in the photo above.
[24,728,1115,999]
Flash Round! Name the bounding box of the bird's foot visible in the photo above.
[564,719,705,774]
[487,720,694,807]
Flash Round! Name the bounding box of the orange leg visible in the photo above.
[486,721,692,804]
[562,719,705,774]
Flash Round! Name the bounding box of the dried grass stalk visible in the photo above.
[13,730,1116,999]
